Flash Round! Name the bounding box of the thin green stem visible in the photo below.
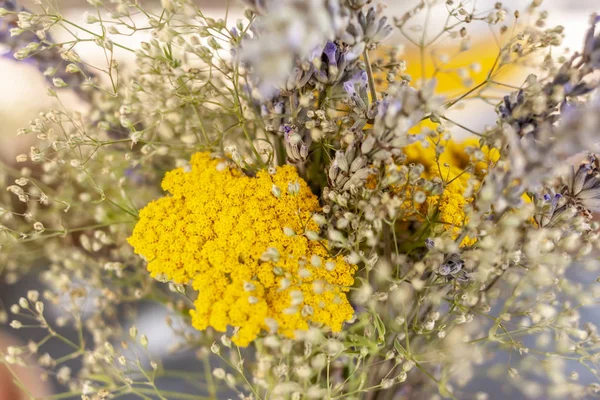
[363,49,378,102]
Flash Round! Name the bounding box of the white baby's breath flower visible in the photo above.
[10,320,22,329]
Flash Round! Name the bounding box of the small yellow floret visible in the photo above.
[128,153,356,346]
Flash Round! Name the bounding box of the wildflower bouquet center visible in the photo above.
[2,0,600,399]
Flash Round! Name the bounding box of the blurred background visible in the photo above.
[0,0,598,399]
[1,0,597,160]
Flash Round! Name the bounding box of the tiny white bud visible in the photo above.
[271,185,281,198]
[220,335,232,348]
[33,221,44,232]
[52,78,67,87]
[140,334,148,348]
[287,181,300,195]
[397,371,407,382]
[10,320,22,329]
[26,290,39,302]
[18,298,29,309]
[381,378,394,389]
[65,64,80,74]
[310,254,322,267]
[213,368,226,379]
[211,342,220,354]
[85,13,99,24]
[402,360,415,372]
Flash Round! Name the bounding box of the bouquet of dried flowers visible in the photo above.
[2,0,600,398]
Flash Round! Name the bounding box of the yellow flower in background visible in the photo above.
[376,33,524,96]
[383,36,513,246]
[128,153,356,346]
[403,40,520,95]
[404,137,499,178]
[401,138,498,246]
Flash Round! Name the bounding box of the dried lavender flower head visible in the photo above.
[562,154,600,216]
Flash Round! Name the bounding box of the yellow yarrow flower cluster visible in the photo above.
[128,153,356,346]
[402,138,499,246]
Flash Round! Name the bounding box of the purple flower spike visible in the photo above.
[359,71,368,87]
[343,81,356,97]
[283,125,293,141]
[425,238,435,250]
[323,42,338,65]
